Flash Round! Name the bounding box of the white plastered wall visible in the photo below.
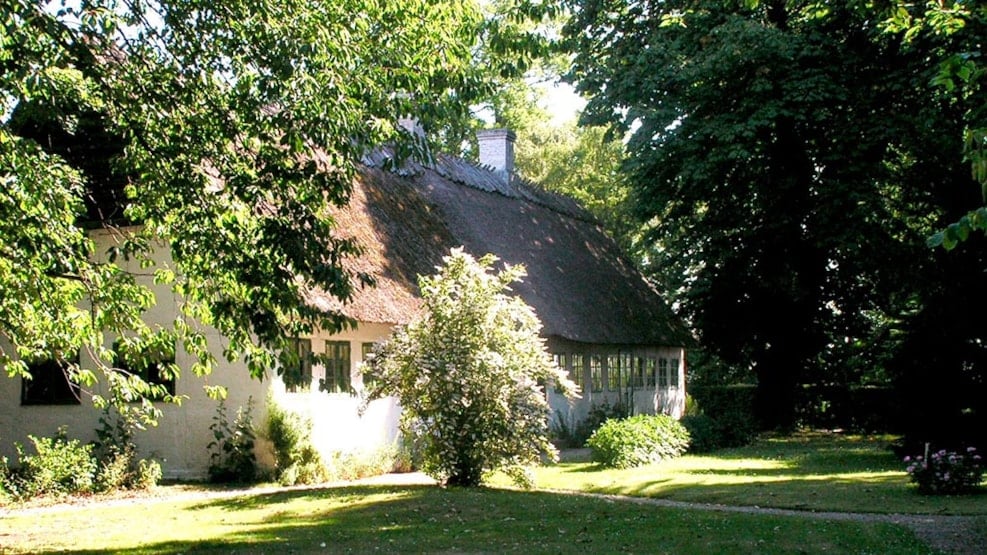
[0,228,401,480]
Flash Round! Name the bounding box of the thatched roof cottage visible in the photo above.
[0,129,688,479]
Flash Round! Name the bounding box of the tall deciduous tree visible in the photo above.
[364,249,575,487]
[1,0,488,412]
[563,0,987,438]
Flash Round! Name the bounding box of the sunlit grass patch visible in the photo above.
[1,485,932,554]
[501,431,987,515]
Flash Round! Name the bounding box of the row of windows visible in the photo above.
[553,353,680,394]
[281,339,375,394]
[20,341,177,406]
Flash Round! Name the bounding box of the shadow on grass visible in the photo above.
[47,485,933,555]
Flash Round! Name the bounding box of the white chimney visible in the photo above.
[477,128,516,184]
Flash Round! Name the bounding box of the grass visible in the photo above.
[503,431,987,515]
[1,484,932,554]
[2,431,984,553]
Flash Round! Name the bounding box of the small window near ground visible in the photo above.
[670,358,680,387]
[21,354,81,405]
[113,338,177,400]
[590,355,603,392]
[658,358,669,388]
[282,338,313,393]
[321,341,351,394]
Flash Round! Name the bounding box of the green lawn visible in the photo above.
[2,431,984,553]
[504,431,987,515]
[1,485,931,554]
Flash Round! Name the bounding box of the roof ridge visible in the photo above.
[361,146,596,224]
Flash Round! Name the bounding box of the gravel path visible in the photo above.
[2,473,984,554]
[561,491,986,555]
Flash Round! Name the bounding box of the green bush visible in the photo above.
[207,398,258,483]
[587,414,690,468]
[553,401,631,448]
[680,414,724,453]
[92,408,161,491]
[265,399,328,485]
[15,428,98,497]
[689,385,758,448]
[0,452,11,504]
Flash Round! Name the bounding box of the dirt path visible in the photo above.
[3,473,984,554]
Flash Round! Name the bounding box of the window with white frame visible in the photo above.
[321,341,351,394]
[282,338,313,393]
[606,354,620,391]
[633,357,646,389]
[646,358,657,387]
[670,358,680,387]
[658,358,669,388]
[571,354,585,390]
[360,342,376,389]
[590,355,603,392]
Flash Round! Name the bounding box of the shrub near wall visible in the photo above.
[587,414,690,468]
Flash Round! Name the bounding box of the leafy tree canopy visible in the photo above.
[364,248,576,487]
[1,0,499,417]
[563,0,987,437]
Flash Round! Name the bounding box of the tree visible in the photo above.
[1,0,490,413]
[364,248,575,487]
[563,0,987,437]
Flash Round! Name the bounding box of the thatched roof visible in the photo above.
[319,150,688,347]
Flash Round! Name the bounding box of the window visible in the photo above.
[571,354,585,390]
[606,354,620,391]
[658,358,669,388]
[321,341,351,394]
[21,354,81,405]
[620,353,634,389]
[670,358,680,387]
[282,338,313,393]
[113,338,176,400]
[590,355,603,392]
[633,357,646,389]
[553,353,568,393]
[646,358,657,387]
[360,342,376,389]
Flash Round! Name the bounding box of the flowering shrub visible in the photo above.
[363,249,577,487]
[904,446,984,495]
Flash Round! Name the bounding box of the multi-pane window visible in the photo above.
[633,357,646,389]
[620,353,634,389]
[282,338,313,393]
[670,358,680,387]
[361,342,376,389]
[553,353,568,393]
[658,358,669,388]
[21,354,81,405]
[606,354,620,391]
[590,355,603,392]
[646,358,657,387]
[113,338,177,399]
[322,341,351,394]
[571,354,585,390]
